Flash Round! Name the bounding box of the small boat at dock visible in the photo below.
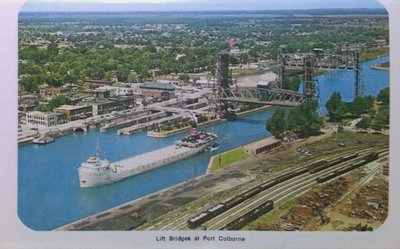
[32,135,55,145]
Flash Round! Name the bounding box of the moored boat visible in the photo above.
[32,135,55,145]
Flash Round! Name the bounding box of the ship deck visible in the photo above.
[112,145,192,169]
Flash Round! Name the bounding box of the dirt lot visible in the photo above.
[245,164,388,231]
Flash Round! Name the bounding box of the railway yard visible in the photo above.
[59,130,389,231]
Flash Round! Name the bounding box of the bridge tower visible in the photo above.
[277,45,287,89]
[210,51,232,117]
[353,49,364,98]
[217,51,231,89]
[215,51,232,117]
[303,54,319,101]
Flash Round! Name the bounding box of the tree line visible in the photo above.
[266,87,390,139]
[266,102,322,138]
[326,88,389,131]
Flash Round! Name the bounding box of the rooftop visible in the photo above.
[140,81,175,91]
[55,105,91,110]
[244,137,281,150]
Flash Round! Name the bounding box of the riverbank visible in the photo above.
[206,147,249,173]
[370,64,389,71]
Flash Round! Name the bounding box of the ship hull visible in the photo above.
[79,139,215,188]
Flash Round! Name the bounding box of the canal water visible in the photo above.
[18,56,389,230]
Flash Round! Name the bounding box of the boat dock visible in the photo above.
[100,111,167,132]
[117,114,187,136]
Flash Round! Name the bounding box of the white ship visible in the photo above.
[78,129,217,188]
[32,135,55,145]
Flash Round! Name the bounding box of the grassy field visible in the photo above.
[209,147,250,172]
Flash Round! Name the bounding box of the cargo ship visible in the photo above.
[78,129,217,188]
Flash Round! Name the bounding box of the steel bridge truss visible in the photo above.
[219,87,307,107]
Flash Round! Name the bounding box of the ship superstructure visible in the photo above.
[78,130,217,188]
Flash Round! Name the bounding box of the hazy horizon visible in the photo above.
[21,0,386,12]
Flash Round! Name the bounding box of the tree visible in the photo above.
[48,95,70,110]
[287,102,322,138]
[377,105,389,125]
[266,108,287,138]
[35,104,50,112]
[370,118,384,131]
[348,96,374,117]
[47,42,59,55]
[356,117,371,130]
[116,65,130,82]
[282,75,301,91]
[104,71,114,81]
[179,73,190,82]
[325,92,346,122]
[377,87,389,105]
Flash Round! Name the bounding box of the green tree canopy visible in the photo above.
[370,117,384,131]
[377,87,389,105]
[325,92,346,122]
[356,117,371,130]
[287,102,322,138]
[348,96,374,117]
[48,95,70,110]
[266,108,287,138]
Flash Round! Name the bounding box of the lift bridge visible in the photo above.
[219,87,306,107]
[277,46,363,98]
[212,47,361,116]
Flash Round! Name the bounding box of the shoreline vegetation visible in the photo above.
[370,61,390,71]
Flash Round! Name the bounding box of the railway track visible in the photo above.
[138,179,263,230]
[203,148,388,230]
[140,147,388,230]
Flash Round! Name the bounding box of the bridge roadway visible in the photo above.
[219,87,307,107]
[139,148,387,230]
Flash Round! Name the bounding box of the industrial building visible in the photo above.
[244,137,282,155]
[139,81,175,99]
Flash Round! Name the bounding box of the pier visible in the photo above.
[117,114,187,136]
[100,111,167,132]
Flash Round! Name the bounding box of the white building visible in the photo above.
[195,77,216,88]
[96,86,133,97]
[26,111,65,128]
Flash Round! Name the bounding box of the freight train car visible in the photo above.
[188,163,311,229]
[316,152,378,183]
[307,159,328,173]
[309,152,358,173]
[222,200,274,230]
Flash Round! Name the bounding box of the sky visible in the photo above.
[20,0,386,12]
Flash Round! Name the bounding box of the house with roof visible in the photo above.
[139,81,175,100]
